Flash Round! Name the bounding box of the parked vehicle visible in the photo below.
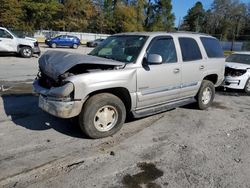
[33,32,225,138]
[86,38,104,47]
[0,27,40,58]
[223,52,250,93]
[45,35,80,49]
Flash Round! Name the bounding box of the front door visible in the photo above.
[0,29,16,52]
[136,37,181,109]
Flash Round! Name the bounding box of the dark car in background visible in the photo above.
[86,38,104,47]
[45,35,81,49]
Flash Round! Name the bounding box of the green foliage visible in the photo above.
[0,0,176,33]
[181,0,250,40]
[181,1,205,32]
[0,0,23,30]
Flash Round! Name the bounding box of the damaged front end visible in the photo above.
[33,74,84,118]
[33,50,124,118]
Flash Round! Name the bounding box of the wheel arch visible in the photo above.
[87,87,132,114]
[202,74,218,84]
[17,44,32,53]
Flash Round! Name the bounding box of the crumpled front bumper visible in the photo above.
[223,75,249,90]
[38,95,83,118]
[33,80,84,118]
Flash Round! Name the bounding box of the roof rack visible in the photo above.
[174,30,210,36]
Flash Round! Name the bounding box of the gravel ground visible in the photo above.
[0,46,250,188]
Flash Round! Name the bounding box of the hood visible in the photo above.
[39,51,124,80]
[17,37,37,45]
[24,36,37,42]
[226,62,250,70]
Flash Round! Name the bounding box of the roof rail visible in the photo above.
[174,30,210,36]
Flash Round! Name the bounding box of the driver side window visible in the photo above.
[0,29,13,39]
[147,37,177,63]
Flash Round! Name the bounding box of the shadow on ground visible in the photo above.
[1,93,87,139]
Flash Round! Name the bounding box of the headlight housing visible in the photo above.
[47,82,74,98]
[225,67,247,77]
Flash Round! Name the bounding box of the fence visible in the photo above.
[213,34,250,52]
[34,30,110,44]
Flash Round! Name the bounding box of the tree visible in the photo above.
[0,0,23,30]
[21,0,63,31]
[60,0,96,32]
[181,1,205,32]
[144,0,174,31]
[207,0,246,40]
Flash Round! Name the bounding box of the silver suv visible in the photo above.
[33,32,225,138]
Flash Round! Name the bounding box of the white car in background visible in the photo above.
[224,52,250,93]
[0,27,40,58]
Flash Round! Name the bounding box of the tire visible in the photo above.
[79,93,126,139]
[196,80,215,110]
[244,78,250,94]
[72,43,78,49]
[51,43,57,48]
[20,46,33,58]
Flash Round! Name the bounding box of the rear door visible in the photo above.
[178,37,204,98]
[0,29,16,52]
[136,36,182,108]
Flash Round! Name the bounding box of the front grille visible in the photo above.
[37,71,59,89]
[225,67,246,77]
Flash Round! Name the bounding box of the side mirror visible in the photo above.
[147,54,162,64]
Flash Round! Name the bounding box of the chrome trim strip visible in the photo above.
[140,82,198,96]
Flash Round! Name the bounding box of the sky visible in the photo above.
[172,0,250,27]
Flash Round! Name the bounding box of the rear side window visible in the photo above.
[200,37,224,58]
[147,37,177,63]
[179,37,202,62]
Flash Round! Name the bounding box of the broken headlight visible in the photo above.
[225,67,246,77]
[47,82,74,98]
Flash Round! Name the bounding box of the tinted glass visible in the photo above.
[147,37,177,63]
[226,54,250,65]
[179,37,202,61]
[200,37,224,58]
[89,35,147,63]
[0,29,13,39]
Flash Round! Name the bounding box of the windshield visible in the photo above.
[226,54,250,65]
[89,35,148,63]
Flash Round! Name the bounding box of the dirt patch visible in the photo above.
[122,162,163,188]
[211,102,229,110]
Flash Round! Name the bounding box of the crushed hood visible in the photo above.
[39,51,124,80]
[226,62,250,70]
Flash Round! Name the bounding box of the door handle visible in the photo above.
[173,68,180,73]
[200,65,205,70]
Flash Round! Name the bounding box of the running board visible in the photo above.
[132,97,196,118]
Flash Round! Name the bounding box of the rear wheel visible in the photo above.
[196,80,215,110]
[79,93,126,139]
[20,46,33,58]
[244,78,250,94]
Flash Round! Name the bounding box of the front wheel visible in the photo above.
[20,46,33,58]
[79,93,126,139]
[51,43,57,48]
[72,44,78,49]
[244,78,250,94]
[196,80,215,110]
